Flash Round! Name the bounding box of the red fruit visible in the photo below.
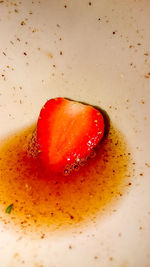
[37,98,104,174]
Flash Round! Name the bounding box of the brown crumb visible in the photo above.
[128,182,132,186]
[64,4,67,8]
[139,226,143,230]
[145,163,150,168]
[118,232,122,237]
[68,245,72,249]
[89,2,92,5]
[53,64,56,68]
[37,48,40,51]
[109,257,113,261]
[144,75,149,79]
[20,21,25,26]
[144,53,149,56]
[14,9,18,13]
[94,256,98,260]
[32,28,38,33]
[139,173,143,176]
[60,51,63,55]
[141,100,145,104]
[2,52,6,56]
[112,31,116,35]
[24,52,27,56]
[40,233,45,239]
[47,52,53,59]
[56,24,60,27]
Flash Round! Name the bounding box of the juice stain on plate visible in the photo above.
[0,124,131,233]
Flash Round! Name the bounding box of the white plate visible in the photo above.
[0,0,150,266]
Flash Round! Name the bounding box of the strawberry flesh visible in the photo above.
[37,98,104,174]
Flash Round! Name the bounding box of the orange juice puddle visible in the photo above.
[0,124,131,234]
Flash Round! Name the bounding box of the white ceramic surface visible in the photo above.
[0,0,150,266]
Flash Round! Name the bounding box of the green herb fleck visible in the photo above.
[5,203,13,214]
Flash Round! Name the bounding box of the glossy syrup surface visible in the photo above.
[0,124,131,234]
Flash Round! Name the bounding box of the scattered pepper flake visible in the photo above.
[20,21,25,26]
[40,233,45,239]
[89,2,92,5]
[6,203,13,214]
[145,163,150,168]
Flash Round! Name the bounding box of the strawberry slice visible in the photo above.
[37,98,104,174]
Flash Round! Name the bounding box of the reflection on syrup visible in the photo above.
[0,124,131,233]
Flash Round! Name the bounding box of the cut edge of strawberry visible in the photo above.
[36,97,106,175]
